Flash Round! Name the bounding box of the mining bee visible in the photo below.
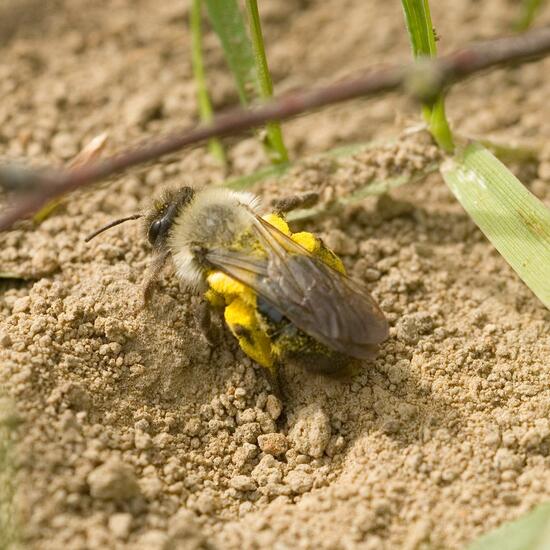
[86,187,389,374]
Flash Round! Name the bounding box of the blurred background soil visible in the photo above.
[1,1,550,548]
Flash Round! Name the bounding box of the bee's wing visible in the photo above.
[205,216,389,360]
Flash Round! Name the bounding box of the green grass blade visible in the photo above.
[441,141,550,309]
[341,161,439,203]
[400,0,454,152]
[224,134,439,223]
[225,163,290,191]
[287,162,438,222]
[224,140,381,191]
[461,134,539,164]
[467,503,550,550]
[401,0,437,58]
[190,0,226,165]
[204,0,257,105]
[429,97,454,152]
[33,196,63,223]
[33,133,108,223]
[515,0,543,31]
[0,272,29,279]
[204,0,288,164]
[244,0,288,164]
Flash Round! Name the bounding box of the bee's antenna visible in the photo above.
[84,214,142,242]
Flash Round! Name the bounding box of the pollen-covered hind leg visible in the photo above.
[224,299,275,370]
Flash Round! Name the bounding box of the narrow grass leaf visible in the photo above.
[401,0,437,58]
[244,0,288,163]
[225,163,289,191]
[467,503,550,550]
[400,0,454,151]
[205,0,288,163]
[341,161,439,204]
[224,140,383,191]
[428,98,454,152]
[515,0,543,31]
[204,0,257,105]
[0,272,27,279]
[287,161,439,222]
[441,141,550,309]
[461,134,539,164]
[190,0,225,165]
[223,134,439,223]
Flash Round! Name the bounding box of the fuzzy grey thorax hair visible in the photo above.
[167,188,261,289]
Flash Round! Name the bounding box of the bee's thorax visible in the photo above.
[168,188,260,290]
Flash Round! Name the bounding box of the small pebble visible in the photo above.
[265,395,283,420]
[258,433,288,456]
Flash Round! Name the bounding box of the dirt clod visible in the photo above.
[108,513,133,540]
[288,405,332,458]
[258,433,289,456]
[87,459,141,501]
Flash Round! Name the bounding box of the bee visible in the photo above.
[86,187,389,375]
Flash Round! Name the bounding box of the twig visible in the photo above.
[1,26,550,231]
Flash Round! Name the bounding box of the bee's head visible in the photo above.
[145,186,195,250]
[84,186,195,247]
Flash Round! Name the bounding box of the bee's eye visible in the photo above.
[148,219,162,245]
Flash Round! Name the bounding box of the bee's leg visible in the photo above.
[261,364,282,398]
[141,249,170,306]
[271,192,319,214]
[196,301,221,347]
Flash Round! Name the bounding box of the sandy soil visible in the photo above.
[1,1,550,549]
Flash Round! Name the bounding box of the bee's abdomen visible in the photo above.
[256,296,285,324]
[257,304,351,375]
[269,321,352,375]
